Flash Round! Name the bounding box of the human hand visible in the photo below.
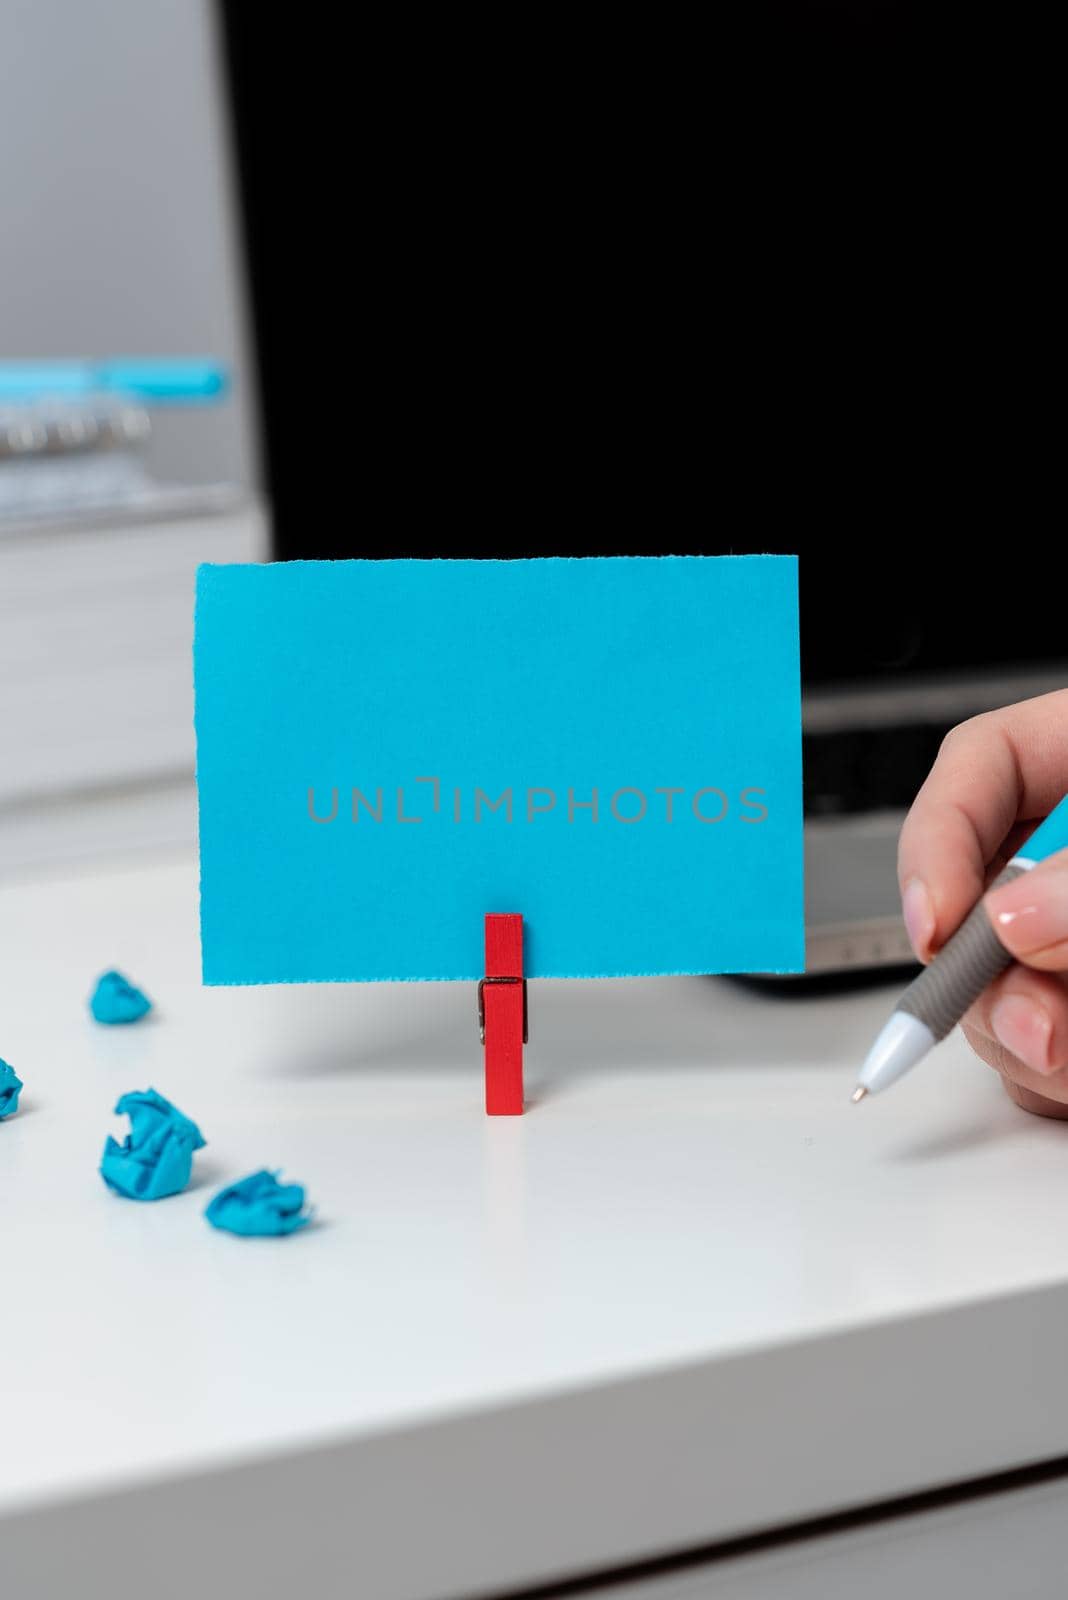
[897,690,1068,1117]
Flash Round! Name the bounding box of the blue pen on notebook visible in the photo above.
[854,794,1068,1099]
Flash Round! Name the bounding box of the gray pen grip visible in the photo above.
[897,864,1024,1041]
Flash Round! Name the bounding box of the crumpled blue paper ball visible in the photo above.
[100,1088,205,1201]
[89,970,153,1025]
[205,1170,313,1237]
[0,1058,23,1120]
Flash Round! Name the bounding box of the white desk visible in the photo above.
[3,853,1068,1599]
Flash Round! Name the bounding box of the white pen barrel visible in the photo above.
[857,1010,936,1094]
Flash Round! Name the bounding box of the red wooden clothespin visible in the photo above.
[479,913,526,1115]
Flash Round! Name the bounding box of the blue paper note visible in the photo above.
[90,970,153,1025]
[195,557,803,981]
[0,1058,23,1119]
[204,1170,313,1237]
[100,1089,205,1201]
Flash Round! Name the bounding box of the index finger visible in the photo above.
[897,689,1068,959]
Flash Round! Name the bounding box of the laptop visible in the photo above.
[218,6,1060,976]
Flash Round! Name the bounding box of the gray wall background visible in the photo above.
[0,0,258,489]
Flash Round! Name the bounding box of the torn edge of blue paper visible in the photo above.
[90,970,153,1025]
[0,1057,23,1119]
[204,1170,313,1237]
[100,1088,206,1201]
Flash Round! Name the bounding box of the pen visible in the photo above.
[854,793,1068,1099]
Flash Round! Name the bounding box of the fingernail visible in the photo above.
[986,872,1068,956]
[902,878,934,960]
[991,996,1053,1073]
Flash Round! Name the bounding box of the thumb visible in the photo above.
[985,848,1068,972]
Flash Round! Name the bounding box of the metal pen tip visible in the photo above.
[851,1085,869,1104]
